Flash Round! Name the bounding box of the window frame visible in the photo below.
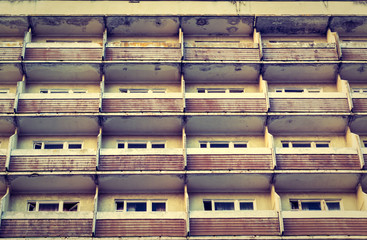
[117,140,166,149]
[352,88,367,94]
[290,199,342,211]
[281,140,330,148]
[40,89,87,94]
[33,141,83,150]
[119,88,166,94]
[27,200,79,212]
[0,89,10,94]
[197,88,244,94]
[115,199,167,212]
[203,199,255,211]
[274,88,322,93]
[199,141,248,148]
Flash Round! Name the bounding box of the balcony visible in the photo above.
[17,93,100,114]
[99,148,184,171]
[338,40,367,82]
[0,92,15,113]
[0,211,93,238]
[185,92,267,113]
[187,148,273,170]
[189,210,280,236]
[9,149,97,172]
[283,211,367,236]
[0,149,6,172]
[102,92,183,113]
[0,41,22,61]
[269,92,350,113]
[95,211,186,237]
[275,147,361,170]
[352,91,367,113]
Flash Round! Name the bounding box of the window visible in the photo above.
[203,200,254,211]
[119,88,166,93]
[275,88,321,93]
[33,141,83,150]
[0,89,9,94]
[117,140,166,149]
[290,199,341,211]
[363,140,367,148]
[200,141,247,148]
[115,200,166,212]
[40,89,87,94]
[352,88,367,94]
[282,141,330,148]
[28,201,79,212]
[197,88,244,93]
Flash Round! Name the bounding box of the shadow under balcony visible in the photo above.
[17,93,100,114]
[102,93,183,113]
[0,211,93,238]
[9,149,97,172]
[283,211,367,236]
[99,148,184,171]
[189,210,280,236]
[187,148,273,171]
[185,92,267,113]
[95,211,186,237]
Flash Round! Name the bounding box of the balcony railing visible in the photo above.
[185,92,267,113]
[95,211,186,237]
[0,93,15,113]
[275,147,361,170]
[187,148,273,170]
[283,211,367,236]
[269,92,350,112]
[102,93,183,113]
[340,41,367,61]
[17,93,100,113]
[184,42,260,61]
[0,149,6,172]
[263,42,339,61]
[0,42,22,61]
[9,149,97,172]
[0,211,93,238]
[99,148,184,171]
[24,42,103,61]
[352,92,367,113]
[189,210,280,236]
[105,42,181,61]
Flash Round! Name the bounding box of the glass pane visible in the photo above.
[210,143,229,148]
[28,202,36,211]
[284,89,304,93]
[197,89,205,93]
[116,202,124,211]
[44,143,64,149]
[130,89,148,93]
[63,202,78,211]
[34,143,42,149]
[128,143,147,148]
[301,201,321,211]
[282,142,289,148]
[152,143,165,148]
[240,202,254,210]
[326,202,340,211]
[203,201,212,211]
[117,143,125,149]
[316,142,329,148]
[50,90,68,93]
[292,142,311,148]
[127,202,146,212]
[207,89,226,93]
[229,89,244,93]
[120,89,128,93]
[214,202,234,211]
[152,202,166,212]
[290,200,299,210]
[234,143,247,148]
[68,143,82,149]
[200,143,207,148]
[39,203,59,211]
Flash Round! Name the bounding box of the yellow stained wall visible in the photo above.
[0,84,17,94]
[187,135,265,148]
[0,36,23,42]
[0,136,9,149]
[17,135,98,149]
[105,83,181,93]
[98,193,185,212]
[108,36,178,42]
[274,135,347,148]
[25,83,100,93]
[268,84,337,92]
[102,135,182,148]
[9,193,94,212]
[186,83,259,93]
[280,193,358,211]
[189,192,272,211]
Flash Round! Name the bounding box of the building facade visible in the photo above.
[0,0,367,239]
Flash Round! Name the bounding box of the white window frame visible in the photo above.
[0,89,10,94]
[352,88,367,94]
[199,141,248,148]
[119,88,166,94]
[274,88,322,93]
[33,141,83,150]
[281,141,330,148]
[40,89,87,94]
[203,199,255,211]
[117,140,166,149]
[290,199,342,211]
[115,199,167,212]
[27,200,79,212]
[197,88,244,93]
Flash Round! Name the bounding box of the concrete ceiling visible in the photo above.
[0,117,15,134]
[0,63,23,83]
[340,63,367,83]
[330,16,367,37]
[0,16,28,37]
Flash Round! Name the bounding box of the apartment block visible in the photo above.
[0,1,367,239]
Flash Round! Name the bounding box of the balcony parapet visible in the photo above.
[0,149,6,172]
[190,210,278,219]
[351,92,367,113]
[0,93,15,114]
[2,211,93,219]
[0,42,22,61]
[97,211,186,220]
[340,41,367,61]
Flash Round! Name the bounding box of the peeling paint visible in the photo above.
[196,18,208,26]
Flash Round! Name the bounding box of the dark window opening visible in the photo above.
[210,143,229,148]
[117,143,125,149]
[68,143,82,149]
[203,200,212,211]
[292,143,311,148]
[128,143,147,148]
[44,143,63,149]
[234,143,247,148]
[215,202,234,211]
[290,200,299,210]
[240,202,254,210]
[326,202,340,211]
[63,202,78,211]
[152,202,166,211]
[302,202,321,211]
[116,202,124,211]
[127,202,146,212]
[38,203,59,211]
[152,143,165,148]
